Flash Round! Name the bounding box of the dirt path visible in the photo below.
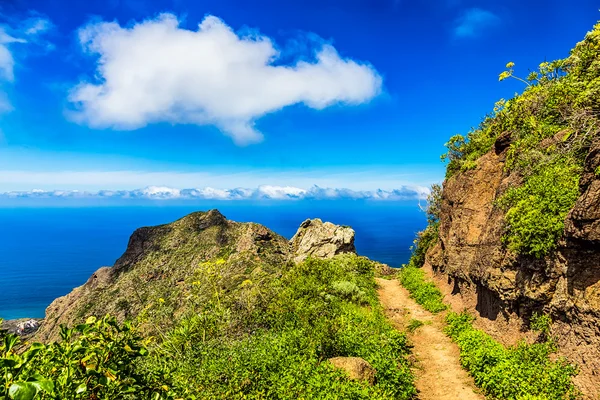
[376,278,483,400]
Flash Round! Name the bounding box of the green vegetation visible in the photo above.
[497,161,581,257]
[398,264,446,314]
[399,183,446,314]
[143,255,416,399]
[440,22,600,257]
[0,316,168,400]
[406,319,424,333]
[2,255,416,399]
[445,311,579,400]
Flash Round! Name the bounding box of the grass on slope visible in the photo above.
[398,263,580,399]
[398,263,447,314]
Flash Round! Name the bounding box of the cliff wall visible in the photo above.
[425,137,600,398]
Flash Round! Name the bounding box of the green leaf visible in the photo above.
[75,383,87,394]
[8,382,37,400]
[29,379,54,395]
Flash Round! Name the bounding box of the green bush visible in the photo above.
[398,264,447,314]
[0,316,171,400]
[498,161,581,257]
[445,311,579,400]
[331,280,367,304]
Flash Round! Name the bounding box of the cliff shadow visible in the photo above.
[475,282,502,321]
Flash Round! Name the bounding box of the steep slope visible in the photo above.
[36,210,355,341]
[420,22,600,398]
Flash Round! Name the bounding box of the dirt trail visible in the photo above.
[376,278,483,400]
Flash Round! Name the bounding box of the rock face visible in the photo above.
[290,219,356,263]
[328,357,376,385]
[35,211,359,342]
[1,319,42,337]
[425,137,600,398]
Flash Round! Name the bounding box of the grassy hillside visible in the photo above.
[2,252,416,399]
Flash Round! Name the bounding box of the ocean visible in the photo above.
[0,201,426,320]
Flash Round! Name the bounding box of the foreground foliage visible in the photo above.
[441,21,600,257]
[0,316,168,400]
[2,255,416,399]
[445,311,579,400]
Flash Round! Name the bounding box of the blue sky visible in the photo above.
[0,0,598,200]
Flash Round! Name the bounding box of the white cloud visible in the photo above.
[453,8,500,39]
[68,14,382,145]
[0,15,52,113]
[0,28,26,82]
[0,185,429,201]
[0,168,441,192]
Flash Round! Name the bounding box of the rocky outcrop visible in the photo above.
[328,357,376,385]
[1,319,42,337]
[425,137,600,398]
[35,212,361,342]
[290,219,356,263]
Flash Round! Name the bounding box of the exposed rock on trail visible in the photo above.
[328,357,376,385]
[376,278,483,400]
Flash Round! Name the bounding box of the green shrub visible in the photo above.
[0,316,172,400]
[331,280,367,304]
[398,264,447,313]
[498,160,581,257]
[445,311,579,399]
[530,313,552,336]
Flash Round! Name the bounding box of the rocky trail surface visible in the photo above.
[376,278,483,400]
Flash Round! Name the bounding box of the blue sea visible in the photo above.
[0,201,425,320]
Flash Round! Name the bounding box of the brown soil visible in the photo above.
[376,278,483,400]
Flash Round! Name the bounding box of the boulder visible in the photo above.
[328,357,376,385]
[290,219,356,263]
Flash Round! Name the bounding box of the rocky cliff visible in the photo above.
[35,210,357,341]
[423,23,600,398]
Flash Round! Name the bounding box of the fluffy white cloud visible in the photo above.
[0,185,429,201]
[68,14,382,145]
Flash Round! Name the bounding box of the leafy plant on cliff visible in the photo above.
[440,21,600,257]
[497,160,581,257]
[410,183,443,268]
[445,311,579,400]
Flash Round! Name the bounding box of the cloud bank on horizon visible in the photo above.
[0,185,430,201]
[67,14,382,145]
